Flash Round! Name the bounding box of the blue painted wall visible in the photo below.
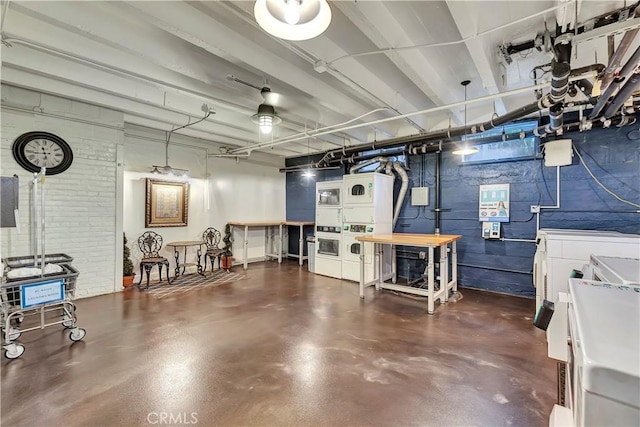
[286,126,640,297]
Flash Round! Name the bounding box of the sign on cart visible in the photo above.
[20,279,65,309]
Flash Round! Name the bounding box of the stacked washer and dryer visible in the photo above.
[314,172,394,282]
[314,180,344,279]
[341,173,394,282]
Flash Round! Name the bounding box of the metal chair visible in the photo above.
[137,231,171,289]
[202,227,224,272]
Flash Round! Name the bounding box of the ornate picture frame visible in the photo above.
[145,179,189,227]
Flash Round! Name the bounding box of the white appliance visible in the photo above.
[342,173,394,210]
[340,172,394,282]
[316,209,342,229]
[584,255,640,285]
[316,181,342,207]
[342,223,392,282]
[533,229,640,313]
[547,278,640,427]
[315,232,342,279]
[315,180,343,279]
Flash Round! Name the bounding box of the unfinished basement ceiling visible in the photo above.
[1,1,637,158]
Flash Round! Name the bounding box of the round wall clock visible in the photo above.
[12,131,74,175]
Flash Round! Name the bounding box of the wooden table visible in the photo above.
[228,221,284,270]
[166,241,206,278]
[356,233,463,314]
[284,221,315,266]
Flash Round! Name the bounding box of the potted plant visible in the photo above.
[221,224,233,270]
[123,233,136,287]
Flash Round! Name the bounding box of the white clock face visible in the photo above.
[23,139,65,168]
[13,131,74,175]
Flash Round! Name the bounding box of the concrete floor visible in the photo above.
[1,261,556,426]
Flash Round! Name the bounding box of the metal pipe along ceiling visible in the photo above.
[589,45,640,119]
[604,73,640,119]
[599,5,640,92]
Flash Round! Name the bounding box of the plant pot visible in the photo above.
[221,255,233,270]
[123,275,136,288]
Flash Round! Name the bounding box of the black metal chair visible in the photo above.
[137,231,171,289]
[202,227,224,272]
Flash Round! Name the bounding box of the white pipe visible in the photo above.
[392,162,409,227]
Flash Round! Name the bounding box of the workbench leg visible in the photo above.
[359,250,365,299]
[391,244,397,283]
[375,243,382,291]
[298,224,304,266]
[243,225,249,270]
[278,224,283,264]
[441,243,449,302]
[428,247,435,314]
[452,241,458,294]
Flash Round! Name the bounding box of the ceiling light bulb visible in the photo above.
[284,0,301,25]
[259,115,273,134]
[452,146,479,155]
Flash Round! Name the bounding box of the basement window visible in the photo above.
[459,120,540,165]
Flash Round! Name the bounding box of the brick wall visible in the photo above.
[1,85,124,298]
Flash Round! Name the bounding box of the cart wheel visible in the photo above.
[15,315,24,325]
[62,319,75,328]
[69,328,86,342]
[4,343,25,359]
[8,327,21,341]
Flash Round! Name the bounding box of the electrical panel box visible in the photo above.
[411,187,429,206]
[482,222,501,239]
[544,139,573,167]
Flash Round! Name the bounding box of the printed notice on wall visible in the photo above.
[479,184,510,222]
[21,279,65,309]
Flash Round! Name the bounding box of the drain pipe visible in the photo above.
[391,162,409,227]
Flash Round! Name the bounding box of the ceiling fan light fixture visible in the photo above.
[254,0,332,41]
[252,103,282,134]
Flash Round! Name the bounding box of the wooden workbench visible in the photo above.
[356,233,463,314]
[284,221,315,266]
[228,221,285,270]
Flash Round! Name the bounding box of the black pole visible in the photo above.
[435,149,441,235]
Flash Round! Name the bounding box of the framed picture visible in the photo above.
[145,179,189,227]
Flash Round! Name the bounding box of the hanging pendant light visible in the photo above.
[301,137,315,177]
[254,0,332,41]
[452,80,479,156]
[150,107,213,175]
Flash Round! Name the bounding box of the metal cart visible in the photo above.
[1,253,86,359]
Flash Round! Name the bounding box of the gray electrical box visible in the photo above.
[411,187,429,206]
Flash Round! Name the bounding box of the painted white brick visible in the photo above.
[2,89,123,299]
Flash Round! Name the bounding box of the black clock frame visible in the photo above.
[12,131,74,175]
